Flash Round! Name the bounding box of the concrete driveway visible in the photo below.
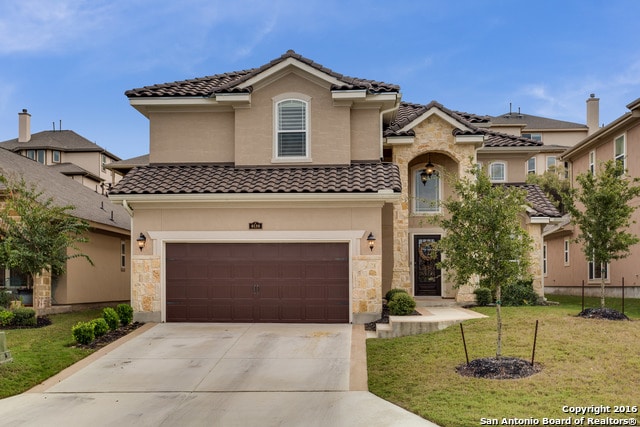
[0,323,438,426]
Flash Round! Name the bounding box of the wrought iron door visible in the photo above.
[414,235,441,296]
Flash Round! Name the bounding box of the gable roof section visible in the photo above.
[110,163,401,195]
[49,162,103,183]
[125,50,399,98]
[385,101,542,147]
[490,112,587,131]
[0,149,129,231]
[0,130,121,160]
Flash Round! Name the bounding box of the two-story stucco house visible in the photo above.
[0,110,123,192]
[544,97,640,298]
[110,50,561,324]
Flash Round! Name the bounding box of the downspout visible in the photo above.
[122,199,134,217]
[379,95,401,160]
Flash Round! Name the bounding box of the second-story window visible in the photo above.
[52,150,61,163]
[614,134,626,168]
[36,149,45,164]
[546,156,557,172]
[276,99,308,158]
[26,149,35,160]
[589,151,596,176]
[101,154,107,172]
[522,133,542,142]
[413,168,440,213]
[489,162,506,182]
[526,157,536,175]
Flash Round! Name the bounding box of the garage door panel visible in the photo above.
[166,243,349,323]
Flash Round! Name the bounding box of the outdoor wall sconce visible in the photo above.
[367,232,376,252]
[136,233,147,251]
[420,154,438,184]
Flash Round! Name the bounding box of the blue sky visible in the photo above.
[1,0,639,160]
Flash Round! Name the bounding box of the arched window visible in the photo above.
[276,99,308,158]
[414,168,440,213]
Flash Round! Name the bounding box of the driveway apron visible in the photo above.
[0,323,438,426]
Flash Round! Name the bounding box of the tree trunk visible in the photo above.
[600,274,606,309]
[495,284,502,358]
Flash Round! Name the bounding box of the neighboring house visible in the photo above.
[487,95,598,177]
[544,97,640,298]
[109,50,561,324]
[0,148,131,314]
[0,110,123,192]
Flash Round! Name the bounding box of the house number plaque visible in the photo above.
[249,222,263,230]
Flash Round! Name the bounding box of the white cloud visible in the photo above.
[0,0,113,54]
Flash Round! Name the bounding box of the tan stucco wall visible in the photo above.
[149,111,235,164]
[477,152,533,183]
[350,108,381,161]
[64,151,121,186]
[539,130,587,147]
[54,229,130,304]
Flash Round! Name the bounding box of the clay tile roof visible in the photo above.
[499,183,562,218]
[125,50,399,98]
[110,163,402,195]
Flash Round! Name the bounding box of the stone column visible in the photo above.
[131,256,162,323]
[32,269,52,316]
[391,149,412,294]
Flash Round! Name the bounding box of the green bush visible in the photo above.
[71,321,95,345]
[102,307,120,331]
[0,308,15,327]
[91,318,109,337]
[385,288,408,303]
[502,279,539,306]
[116,304,133,326]
[12,307,36,326]
[474,287,493,306]
[388,293,417,315]
[0,290,13,309]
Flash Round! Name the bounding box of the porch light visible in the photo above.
[420,154,438,184]
[136,233,147,251]
[367,232,376,252]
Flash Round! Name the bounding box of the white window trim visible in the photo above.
[489,161,506,182]
[272,93,312,163]
[543,242,548,277]
[120,240,126,271]
[563,239,570,266]
[588,258,610,283]
[614,133,626,169]
[589,150,596,176]
[412,166,442,214]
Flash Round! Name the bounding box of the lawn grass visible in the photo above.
[367,296,640,427]
[0,309,102,399]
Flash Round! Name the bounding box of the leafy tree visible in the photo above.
[0,176,92,289]
[526,164,571,214]
[436,166,533,358]
[563,160,640,309]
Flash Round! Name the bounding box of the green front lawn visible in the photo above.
[0,309,101,399]
[367,296,640,427]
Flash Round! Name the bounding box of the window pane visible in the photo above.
[546,156,556,170]
[37,150,45,164]
[527,158,536,174]
[278,133,306,156]
[490,163,505,181]
[53,150,60,162]
[278,101,306,131]
[26,150,35,160]
[415,171,439,212]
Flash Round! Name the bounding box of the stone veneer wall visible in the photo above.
[131,256,161,323]
[32,269,52,316]
[352,255,382,324]
[391,115,477,300]
[526,221,545,297]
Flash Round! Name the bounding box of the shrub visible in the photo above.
[102,307,120,331]
[502,279,539,306]
[72,321,95,345]
[0,290,13,309]
[387,293,417,315]
[91,318,109,337]
[116,304,133,326]
[0,308,15,327]
[474,287,493,306]
[12,307,36,327]
[385,288,408,303]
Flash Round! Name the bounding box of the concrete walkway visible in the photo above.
[0,322,439,427]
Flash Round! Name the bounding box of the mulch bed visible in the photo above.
[577,307,629,320]
[75,322,144,350]
[457,357,542,379]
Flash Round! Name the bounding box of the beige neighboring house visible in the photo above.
[110,50,561,324]
[0,110,123,192]
[487,95,599,178]
[544,97,640,298]
[0,148,131,315]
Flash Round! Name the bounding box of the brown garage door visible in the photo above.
[166,243,349,323]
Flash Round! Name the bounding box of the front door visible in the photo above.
[414,235,442,296]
